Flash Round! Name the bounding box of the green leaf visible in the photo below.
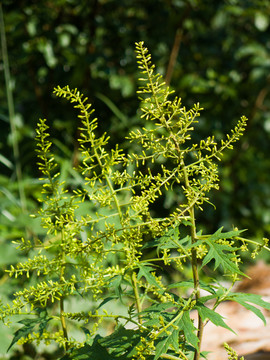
[96,295,119,310]
[153,310,198,359]
[168,279,217,294]
[7,320,36,352]
[170,326,181,351]
[153,311,183,360]
[202,242,243,275]
[137,264,163,290]
[195,302,235,334]
[177,311,199,350]
[107,275,131,302]
[141,302,177,327]
[61,342,114,360]
[110,275,123,297]
[154,333,176,360]
[227,292,270,325]
[142,226,191,252]
[99,325,144,358]
[195,227,246,276]
[141,227,177,250]
[66,326,146,360]
[207,227,244,242]
[7,309,52,352]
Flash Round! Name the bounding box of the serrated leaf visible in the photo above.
[107,275,130,302]
[142,225,192,252]
[207,227,244,242]
[227,292,270,324]
[153,311,183,360]
[141,227,177,250]
[17,318,38,326]
[7,310,52,352]
[137,264,163,290]
[153,310,198,359]
[38,317,51,336]
[195,302,235,334]
[168,280,217,294]
[61,342,114,360]
[62,326,146,360]
[141,302,177,327]
[99,325,146,358]
[194,227,246,276]
[98,325,148,360]
[202,242,243,275]
[143,302,177,313]
[154,334,174,360]
[170,326,181,351]
[7,322,36,352]
[177,311,199,350]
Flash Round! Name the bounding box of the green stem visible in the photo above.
[141,46,203,358]
[84,312,147,329]
[182,165,203,360]
[131,271,143,325]
[153,290,196,339]
[140,254,189,264]
[168,125,202,359]
[236,236,270,252]
[212,274,237,312]
[104,172,123,222]
[77,93,124,224]
[161,353,188,360]
[60,297,69,351]
[60,229,69,351]
[0,4,26,212]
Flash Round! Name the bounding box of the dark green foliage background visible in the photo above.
[2,0,270,238]
[1,0,270,357]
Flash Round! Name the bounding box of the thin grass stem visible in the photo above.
[0,4,27,212]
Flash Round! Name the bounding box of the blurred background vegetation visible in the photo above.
[1,0,270,358]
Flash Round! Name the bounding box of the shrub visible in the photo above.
[1,42,269,360]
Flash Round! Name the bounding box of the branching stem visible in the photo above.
[140,42,204,358]
[181,163,203,360]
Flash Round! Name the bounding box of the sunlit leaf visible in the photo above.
[195,302,235,334]
[226,292,270,325]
